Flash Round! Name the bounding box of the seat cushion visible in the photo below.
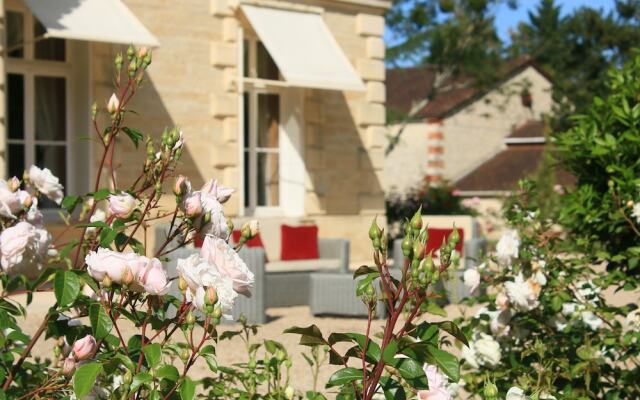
[280,224,319,260]
[426,228,464,256]
[266,258,342,273]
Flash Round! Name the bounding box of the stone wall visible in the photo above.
[89,0,388,262]
[441,66,553,182]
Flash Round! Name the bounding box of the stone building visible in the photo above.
[385,58,554,196]
[0,0,390,262]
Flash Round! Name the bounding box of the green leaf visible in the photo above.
[395,358,428,389]
[131,372,153,392]
[123,127,144,148]
[353,265,378,278]
[382,339,399,364]
[92,189,111,201]
[73,362,103,399]
[60,240,80,259]
[284,325,325,346]
[425,344,459,382]
[54,270,81,307]
[61,195,82,214]
[425,301,447,317]
[99,228,118,248]
[179,376,195,400]
[156,365,180,382]
[326,367,362,387]
[89,303,113,340]
[143,343,162,368]
[379,376,406,400]
[436,321,468,346]
[328,332,381,362]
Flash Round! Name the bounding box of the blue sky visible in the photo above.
[385,0,617,46]
[494,0,616,42]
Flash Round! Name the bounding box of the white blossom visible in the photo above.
[28,165,64,204]
[504,273,539,312]
[462,333,501,368]
[496,230,519,266]
[463,267,481,294]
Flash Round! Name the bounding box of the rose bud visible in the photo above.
[62,356,76,376]
[72,335,97,361]
[107,93,120,114]
[8,177,20,192]
[173,175,190,197]
[108,192,136,219]
[205,286,218,306]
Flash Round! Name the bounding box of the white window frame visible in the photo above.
[239,32,305,218]
[5,0,91,216]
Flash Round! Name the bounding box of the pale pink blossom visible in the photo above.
[200,236,254,295]
[72,335,97,361]
[201,179,234,204]
[108,192,136,219]
[85,248,141,284]
[183,193,203,217]
[137,258,171,295]
[28,165,64,204]
[496,291,510,310]
[107,93,119,114]
[0,179,29,218]
[0,221,51,273]
[417,364,451,400]
[463,268,480,294]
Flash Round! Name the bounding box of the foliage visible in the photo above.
[286,211,466,400]
[554,51,640,286]
[457,51,640,399]
[509,0,640,128]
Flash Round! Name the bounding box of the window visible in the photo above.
[242,38,282,212]
[6,5,70,208]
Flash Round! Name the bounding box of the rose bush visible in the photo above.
[456,53,640,399]
[0,47,465,400]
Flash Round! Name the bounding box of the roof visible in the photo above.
[454,121,573,193]
[454,145,548,192]
[508,120,546,139]
[386,57,548,121]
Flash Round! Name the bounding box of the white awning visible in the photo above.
[240,5,365,92]
[24,0,159,47]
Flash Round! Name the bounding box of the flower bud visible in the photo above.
[627,200,635,208]
[248,358,257,369]
[285,386,295,400]
[91,102,98,121]
[205,287,218,306]
[72,335,97,361]
[22,194,33,210]
[368,217,381,241]
[401,236,413,257]
[423,253,434,272]
[102,275,112,288]
[137,47,149,59]
[212,306,223,320]
[180,349,191,362]
[115,52,123,71]
[126,45,135,60]
[412,240,425,260]
[121,267,135,287]
[128,60,137,78]
[483,382,499,400]
[8,176,20,192]
[203,211,212,225]
[107,93,120,115]
[410,207,423,231]
[226,218,234,234]
[449,225,460,245]
[276,349,287,362]
[22,169,30,182]
[173,175,189,197]
[123,370,133,385]
[380,234,388,252]
[185,311,196,326]
[178,276,188,293]
[62,356,76,376]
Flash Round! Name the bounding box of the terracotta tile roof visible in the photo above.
[454,144,573,192]
[508,120,546,139]
[387,57,543,120]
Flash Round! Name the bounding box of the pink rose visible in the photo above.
[200,236,254,296]
[0,222,35,270]
[418,364,452,400]
[183,193,203,217]
[108,193,136,219]
[137,258,170,295]
[85,248,135,284]
[72,335,97,361]
[201,179,234,204]
[62,356,76,376]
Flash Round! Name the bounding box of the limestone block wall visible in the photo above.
[441,66,553,182]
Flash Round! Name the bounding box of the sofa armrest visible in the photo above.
[318,238,350,273]
[463,238,487,269]
[236,247,267,323]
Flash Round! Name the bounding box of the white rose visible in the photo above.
[200,236,254,296]
[463,268,480,294]
[632,202,640,224]
[506,387,528,400]
[0,179,26,218]
[198,192,229,240]
[108,193,136,219]
[178,254,237,317]
[490,309,512,338]
[496,230,519,266]
[504,273,539,312]
[463,333,501,368]
[581,311,603,331]
[0,221,51,273]
[86,208,107,236]
[28,165,64,204]
[495,291,510,310]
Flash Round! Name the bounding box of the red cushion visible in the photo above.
[426,228,464,257]
[280,225,319,261]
